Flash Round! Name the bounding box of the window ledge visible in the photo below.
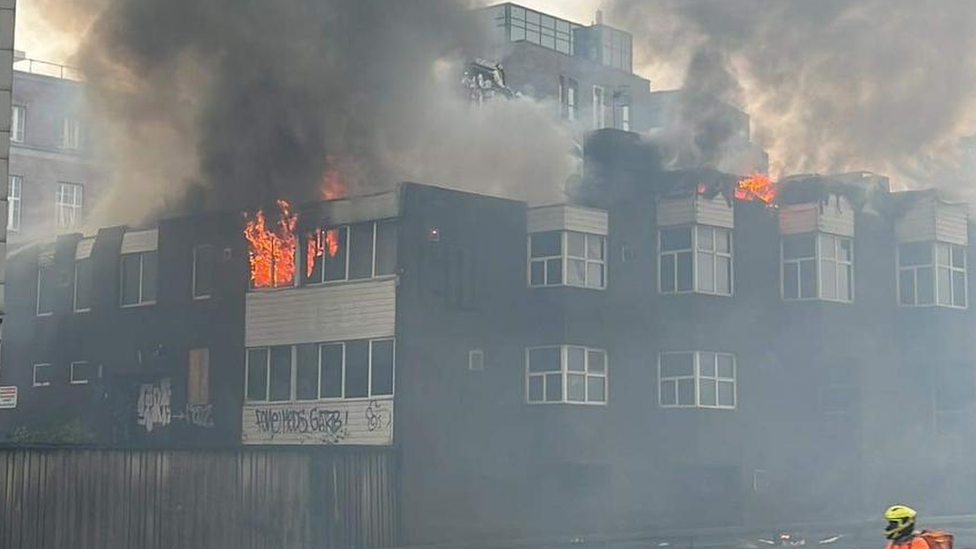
[898,304,968,310]
[526,401,608,406]
[36,312,54,318]
[660,405,736,410]
[70,380,89,386]
[192,294,212,301]
[250,275,397,294]
[121,301,157,309]
[245,395,394,405]
[528,284,607,291]
[74,308,91,314]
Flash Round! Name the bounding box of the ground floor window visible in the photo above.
[526,345,607,404]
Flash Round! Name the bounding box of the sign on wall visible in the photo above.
[242,397,393,446]
[0,386,17,409]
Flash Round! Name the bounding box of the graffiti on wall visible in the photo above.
[242,397,394,446]
[136,379,171,433]
[173,404,215,429]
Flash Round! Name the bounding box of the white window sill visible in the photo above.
[660,404,736,410]
[33,382,50,388]
[528,283,606,291]
[782,297,853,304]
[898,303,968,310]
[245,394,395,405]
[192,294,212,301]
[660,290,734,297]
[121,301,156,308]
[36,312,53,318]
[526,400,607,406]
[70,380,89,385]
[74,308,91,314]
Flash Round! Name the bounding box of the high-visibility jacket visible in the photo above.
[886,534,932,549]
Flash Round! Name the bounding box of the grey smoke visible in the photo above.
[38,0,576,227]
[608,0,976,194]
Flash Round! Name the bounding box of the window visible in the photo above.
[188,349,209,405]
[120,251,158,306]
[245,338,395,402]
[192,244,215,299]
[33,363,53,387]
[55,182,83,229]
[560,76,578,121]
[619,104,631,131]
[74,258,92,312]
[504,4,577,54]
[7,175,21,232]
[529,231,606,289]
[782,233,853,302]
[659,226,732,295]
[598,28,633,72]
[11,105,25,143]
[659,351,736,409]
[60,117,81,149]
[898,241,966,308]
[303,220,396,285]
[37,264,55,316]
[468,349,484,371]
[70,361,95,385]
[593,86,608,129]
[526,346,607,404]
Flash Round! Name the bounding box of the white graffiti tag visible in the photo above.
[136,379,171,433]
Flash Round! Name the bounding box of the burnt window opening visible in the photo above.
[303,220,397,285]
[33,363,53,387]
[526,345,607,405]
[245,339,395,403]
[74,258,92,312]
[659,225,732,296]
[898,241,966,308]
[121,251,158,307]
[659,351,736,409]
[70,361,95,385]
[782,233,852,302]
[529,230,606,289]
[36,264,55,316]
[187,348,209,406]
[193,244,216,299]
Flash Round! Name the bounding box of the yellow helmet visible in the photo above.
[884,505,918,540]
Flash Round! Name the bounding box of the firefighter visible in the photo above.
[884,505,933,549]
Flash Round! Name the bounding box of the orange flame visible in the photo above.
[322,156,348,200]
[734,173,776,204]
[304,227,341,278]
[243,200,298,288]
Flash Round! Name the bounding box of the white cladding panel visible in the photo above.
[242,397,393,446]
[245,278,396,347]
[779,204,819,235]
[322,192,399,226]
[527,205,608,235]
[896,196,967,244]
[935,202,968,245]
[695,195,735,228]
[657,196,734,228]
[75,238,95,260]
[818,196,855,236]
[656,197,695,227]
[120,229,158,254]
[779,197,854,237]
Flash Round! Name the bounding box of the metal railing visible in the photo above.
[12,56,82,81]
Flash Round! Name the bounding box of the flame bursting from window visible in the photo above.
[243,200,298,288]
[322,156,348,200]
[305,227,341,277]
[734,173,776,204]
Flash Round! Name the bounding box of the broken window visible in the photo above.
[320,343,344,398]
[246,348,269,402]
[36,264,55,316]
[375,221,398,275]
[659,351,736,409]
[74,258,92,312]
[661,225,732,295]
[899,241,966,308]
[192,244,215,299]
[370,339,395,396]
[529,230,605,289]
[70,361,95,385]
[295,343,319,401]
[526,345,607,405]
[188,349,209,405]
[344,341,370,398]
[268,346,292,401]
[121,251,157,307]
[304,221,397,284]
[782,233,851,302]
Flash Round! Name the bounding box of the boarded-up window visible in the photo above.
[188,348,210,405]
[193,245,215,299]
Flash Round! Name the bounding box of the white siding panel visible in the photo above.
[656,197,695,227]
[896,196,937,243]
[246,278,396,347]
[75,238,95,260]
[695,195,735,228]
[818,196,855,237]
[526,205,565,233]
[935,202,968,245]
[779,205,819,235]
[322,192,399,225]
[528,205,609,235]
[120,229,158,254]
[242,397,393,445]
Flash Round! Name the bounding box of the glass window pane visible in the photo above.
[121,254,141,305]
[899,242,931,266]
[141,252,158,303]
[269,346,292,401]
[819,234,836,259]
[546,258,562,285]
[838,263,851,301]
[716,256,731,294]
[349,223,375,279]
[821,259,837,299]
[588,350,606,373]
[839,238,853,262]
[718,381,736,407]
[528,376,544,402]
[530,261,545,285]
[567,374,586,401]
[677,378,696,405]
[375,221,397,275]
[697,226,714,251]
[531,232,560,257]
[676,252,693,292]
[918,267,934,305]
[661,353,694,377]
[938,267,951,306]
[370,340,395,396]
[247,349,268,401]
[716,229,731,253]
[661,380,677,406]
[296,344,319,400]
[545,373,562,402]
[320,344,343,398]
[304,232,325,284]
[953,270,967,307]
[698,252,715,292]
[661,227,692,251]
[587,262,604,289]
[511,25,525,41]
[952,246,966,268]
[717,355,734,378]
[344,341,370,398]
[193,245,215,298]
[783,234,815,259]
[75,259,92,311]
[700,379,717,406]
[567,232,585,257]
[525,9,539,24]
[587,235,604,260]
[899,270,916,305]
[529,347,561,372]
[324,227,348,281]
[937,243,950,266]
[567,347,585,372]
[699,353,716,377]
[783,262,799,299]
[661,254,675,292]
[800,259,817,298]
[588,377,606,403]
[567,258,585,286]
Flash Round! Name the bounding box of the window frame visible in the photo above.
[33,363,53,387]
[120,251,158,308]
[658,351,737,410]
[301,220,398,287]
[192,244,215,300]
[69,361,92,385]
[781,232,854,303]
[527,230,607,290]
[36,265,54,317]
[55,182,84,229]
[468,349,484,371]
[525,345,608,406]
[60,116,81,150]
[592,85,607,129]
[11,104,25,143]
[7,174,21,232]
[559,76,578,121]
[658,225,733,296]
[73,258,92,313]
[897,241,967,309]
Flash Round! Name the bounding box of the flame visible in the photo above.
[734,173,776,204]
[322,156,348,200]
[243,200,297,288]
[304,227,341,277]
[697,183,707,195]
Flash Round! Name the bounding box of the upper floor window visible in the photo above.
[55,182,83,229]
[7,175,21,232]
[302,220,397,285]
[121,251,158,307]
[36,264,54,316]
[74,258,92,312]
[593,85,608,129]
[898,241,967,308]
[11,105,25,143]
[193,244,215,299]
[782,233,853,302]
[246,338,395,402]
[559,76,577,121]
[60,117,81,150]
[529,230,606,289]
[618,104,631,131]
[526,345,607,405]
[659,351,736,409]
[70,361,95,385]
[505,5,576,54]
[659,225,732,296]
[33,363,53,387]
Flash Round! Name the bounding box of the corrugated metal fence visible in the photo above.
[0,447,399,549]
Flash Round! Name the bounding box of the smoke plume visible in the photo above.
[608,0,976,195]
[40,0,576,227]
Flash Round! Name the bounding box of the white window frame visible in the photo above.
[619,104,631,131]
[73,258,92,313]
[658,225,733,296]
[11,105,25,143]
[781,232,854,303]
[468,349,484,371]
[192,244,214,300]
[897,241,967,309]
[55,182,83,229]
[528,230,606,290]
[7,174,21,232]
[301,221,397,287]
[120,251,157,307]
[658,351,736,410]
[70,361,91,385]
[560,76,577,121]
[33,363,53,387]
[592,85,607,129]
[36,265,54,317]
[525,345,608,405]
[60,116,81,150]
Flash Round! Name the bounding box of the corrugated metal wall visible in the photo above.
[0,447,398,549]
